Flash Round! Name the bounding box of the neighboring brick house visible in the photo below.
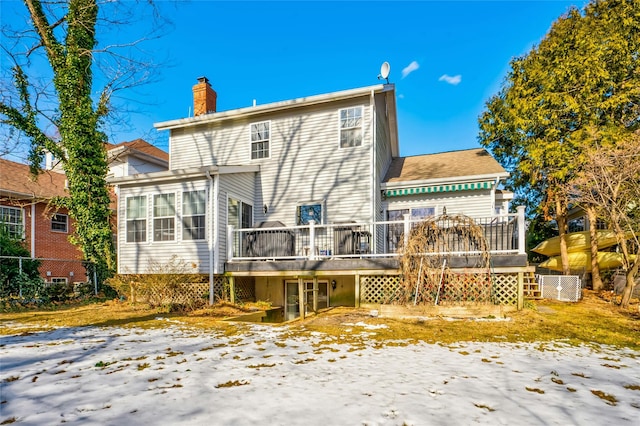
[0,158,85,284]
[1,140,168,284]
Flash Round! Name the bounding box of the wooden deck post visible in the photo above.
[517,271,524,310]
[355,273,361,307]
[517,206,526,255]
[229,276,236,304]
[298,277,305,319]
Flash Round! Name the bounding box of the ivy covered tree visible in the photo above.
[0,1,168,282]
[478,0,640,277]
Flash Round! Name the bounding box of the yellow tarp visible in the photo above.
[532,230,631,257]
[539,251,636,272]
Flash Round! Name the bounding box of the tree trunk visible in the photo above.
[556,197,570,275]
[620,260,638,309]
[586,206,603,290]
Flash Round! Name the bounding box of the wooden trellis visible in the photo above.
[360,272,519,306]
[360,275,401,304]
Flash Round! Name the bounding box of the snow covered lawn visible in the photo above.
[1,320,639,425]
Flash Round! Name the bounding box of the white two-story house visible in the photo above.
[110,77,527,319]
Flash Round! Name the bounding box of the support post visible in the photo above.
[355,273,361,307]
[229,276,236,304]
[227,225,235,261]
[298,277,305,320]
[403,214,411,249]
[517,271,524,310]
[312,277,318,312]
[517,206,526,255]
[309,220,316,260]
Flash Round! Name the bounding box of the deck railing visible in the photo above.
[228,206,526,262]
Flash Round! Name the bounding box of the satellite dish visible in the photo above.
[380,62,390,80]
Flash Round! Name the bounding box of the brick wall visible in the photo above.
[3,201,87,283]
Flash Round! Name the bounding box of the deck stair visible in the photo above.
[523,271,542,299]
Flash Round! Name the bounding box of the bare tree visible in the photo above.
[0,0,171,280]
[569,132,640,308]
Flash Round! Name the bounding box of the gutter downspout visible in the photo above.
[370,89,377,254]
[205,171,216,305]
[30,204,35,258]
[492,176,500,215]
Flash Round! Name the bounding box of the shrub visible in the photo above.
[106,256,208,312]
[0,227,43,299]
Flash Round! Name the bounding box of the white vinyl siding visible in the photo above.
[339,106,363,148]
[219,172,256,267]
[117,181,211,274]
[385,189,495,219]
[170,97,374,227]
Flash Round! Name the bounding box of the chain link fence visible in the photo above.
[0,255,101,301]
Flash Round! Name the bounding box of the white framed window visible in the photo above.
[410,207,435,220]
[386,207,435,252]
[250,120,270,159]
[153,193,176,242]
[183,190,206,240]
[51,213,68,233]
[297,202,323,225]
[228,197,253,229]
[0,206,24,239]
[126,195,147,243]
[51,277,68,284]
[339,106,363,148]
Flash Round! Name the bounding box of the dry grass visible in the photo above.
[0,291,638,350]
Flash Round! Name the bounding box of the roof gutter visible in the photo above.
[155,84,388,131]
[381,172,509,190]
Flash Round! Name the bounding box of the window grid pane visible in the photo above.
[0,206,23,238]
[154,194,175,217]
[51,214,68,232]
[126,196,147,219]
[183,190,206,240]
[126,219,146,242]
[154,218,175,241]
[340,107,363,148]
[182,216,206,240]
[251,121,270,159]
[153,194,175,241]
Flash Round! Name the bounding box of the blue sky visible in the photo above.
[2,0,588,159]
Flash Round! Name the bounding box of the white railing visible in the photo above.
[227,207,526,262]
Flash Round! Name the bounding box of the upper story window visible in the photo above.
[0,206,24,239]
[182,190,206,240]
[126,195,147,243]
[51,213,68,233]
[153,193,176,242]
[339,106,363,148]
[250,121,270,159]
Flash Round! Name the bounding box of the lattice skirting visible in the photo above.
[360,273,519,306]
[234,277,256,303]
[131,281,209,306]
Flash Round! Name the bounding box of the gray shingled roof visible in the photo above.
[383,148,507,183]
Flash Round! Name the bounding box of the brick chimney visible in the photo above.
[192,76,217,116]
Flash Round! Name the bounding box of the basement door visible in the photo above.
[284,280,329,321]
